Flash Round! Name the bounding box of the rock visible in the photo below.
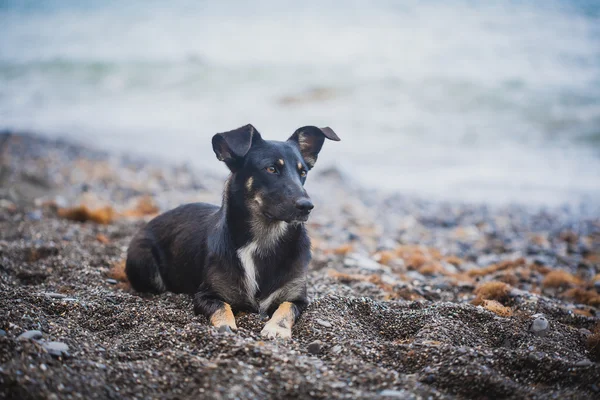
[0,199,17,211]
[530,314,549,336]
[477,254,500,266]
[17,330,43,340]
[509,288,530,298]
[43,341,69,357]
[344,253,385,272]
[380,389,410,398]
[27,210,43,220]
[579,328,592,336]
[574,359,593,367]
[307,340,323,355]
[594,281,600,293]
[316,319,332,328]
[406,271,426,282]
[106,279,118,285]
[42,292,67,299]
[218,325,232,334]
[0,329,6,336]
[376,238,398,251]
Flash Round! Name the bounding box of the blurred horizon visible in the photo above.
[1,0,599,206]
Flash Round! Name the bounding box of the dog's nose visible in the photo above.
[295,198,314,212]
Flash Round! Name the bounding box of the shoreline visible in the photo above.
[5,129,599,214]
[1,132,599,399]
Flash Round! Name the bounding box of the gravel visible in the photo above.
[1,133,599,399]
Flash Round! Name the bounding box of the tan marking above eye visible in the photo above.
[277,159,285,166]
[297,162,303,170]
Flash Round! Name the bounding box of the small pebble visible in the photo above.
[106,279,118,285]
[530,315,549,336]
[574,359,593,367]
[579,328,592,336]
[43,341,69,358]
[17,330,43,340]
[218,325,232,334]
[380,389,410,398]
[316,319,332,328]
[0,329,6,336]
[344,253,385,271]
[307,340,323,355]
[27,210,43,221]
[594,281,600,293]
[42,292,67,299]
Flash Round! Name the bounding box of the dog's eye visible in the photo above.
[266,166,278,174]
[300,170,307,177]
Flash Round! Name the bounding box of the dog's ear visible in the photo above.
[212,124,262,171]
[287,126,340,169]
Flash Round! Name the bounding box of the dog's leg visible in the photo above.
[194,295,237,331]
[210,303,237,331]
[260,301,298,339]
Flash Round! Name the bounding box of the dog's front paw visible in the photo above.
[260,322,292,340]
[210,303,237,332]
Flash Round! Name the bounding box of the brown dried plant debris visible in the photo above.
[96,234,110,244]
[327,270,424,301]
[108,260,128,282]
[472,281,511,306]
[121,195,160,218]
[372,251,397,266]
[57,205,116,224]
[58,195,160,224]
[480,299,513,317]
[561,288,600,307]
[330,244,354,256]
[542,270,582,289]
[418,262,447,276]
[467,257,526,278]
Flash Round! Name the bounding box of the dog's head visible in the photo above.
[212,124,340,223]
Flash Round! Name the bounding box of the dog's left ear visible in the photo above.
[212,124,262,171]
[287,126,340,169]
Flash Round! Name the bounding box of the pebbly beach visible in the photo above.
[1,132,599,399]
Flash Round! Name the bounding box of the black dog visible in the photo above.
[125,124,340,339]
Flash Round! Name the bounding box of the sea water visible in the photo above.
[1,0,599,206]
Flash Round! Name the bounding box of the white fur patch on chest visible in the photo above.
[237,221,288,302]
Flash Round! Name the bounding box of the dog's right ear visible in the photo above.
[212,124,262,171]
